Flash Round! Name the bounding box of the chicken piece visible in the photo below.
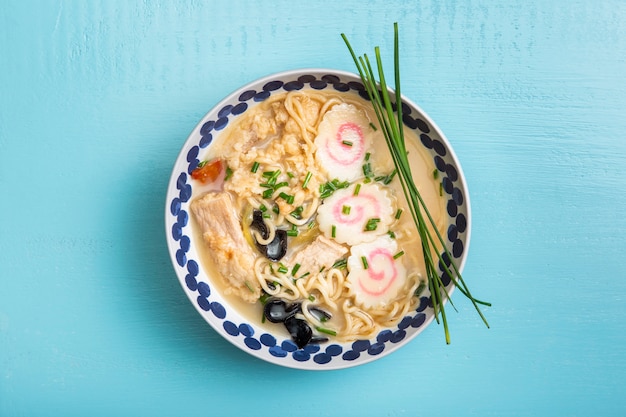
[190,192,260,303]
[288,235,348,277]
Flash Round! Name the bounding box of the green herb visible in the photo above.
[251,161,260,173]
[315,326,337,337]
[292,263,301,276]
[307,220,316,229]
[364,218,380,231]
[433,169,439,179]
[395,208,403,219]
[342,205,351,215]
[342,140,353,147]
[274,181,289,190]
[332,258,347,269]
[342,23,490,344]
[302,171,312,189]
[262,188,274,199]
[393,251,405,259]
[375,169,397,185]
[361,256,369,269]
[277,264,288,274]
[308,295,315,302]
[362,162,374,178]
[279,192,295,205]
[197,160,209,168]
[259,204,267,212]
[439,182,443,196]
[369,122,377,131]
[331,225,336,238]
[286,228,299,237]
[224,166,233,181]
[365,152,371,161]
[287,172,295,178]
[259,292,271,304]
[244,280,255,293]
[354,183,361,196]
[388,231,396,239]
[290,205,304,219]
[319,179,350,199]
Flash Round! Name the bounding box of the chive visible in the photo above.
[300,272,311,279]
[439,182,443,196]
[259,204,267,212]
[365,152,371,161]
[364,218,380,231]
[361,256,369,269]
[362,162,373,178]
[388,231,396,239]
[259,292,271,304]
[331,225,336,238]
[262,213,271,219]
[369,122,377,131]
[315,326,337,337]
[286,229,299,237]
[342,140,353,147]
[342,23,490,344]
[244,280,255,293]
[308,295,315,302]
[414,281,427,297]
[197,160,209,168]
[319,266,326,273]
[292,263,301,276]
[277,264,288,274]
[320,316,328,323]
[272,204,279,214]
[354,183,361,196]
[332,258,347,269]
[433,169,439,179]
[251,161,260,173]
[302,171,312,189]
[290,206,304,219]
[279,192,294,205]
[307,220,316,229]
[342,205,351,215]
[393,251,405,259]
[262,188,274,199]
[274,181,289,190]
[224,166,233,181]
[395,208,403,219]
[287,172,295,178]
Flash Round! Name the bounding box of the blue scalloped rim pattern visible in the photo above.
[167,72,468,367]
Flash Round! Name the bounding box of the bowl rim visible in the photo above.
[165,67,472,370]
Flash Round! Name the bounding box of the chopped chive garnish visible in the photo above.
[272,204,280,214]
[315,326,337,337]
[279,192,295,205]
[308,295,315,302]
[332,258,347,269]
[262,188,274,199]
[300,272,311,279]
[342,140,353,147]
[286,229,299,237]
[308,220,316,229]
[354,183,361,196]
[290,205,304,219]
[302,171,312,189]
[395,209,403,219]
[369,122,377,131]
[433,169,439,179]
[361,256,369,269]
[244,280,255,293]
[319,266,326,273]
[365,152,371,161]
[259,292,271,304]
[197,160,209,168]
[287,172,295,178]
[393,251,405,259]
[251,161,260,173]
[362,162,373,178]
[292,263,301,276]
[342,205,351,215]
[259,204,267,212]
[262,213,271,219]
[274,181,289,190]
[277,264,288,274]
[364,218,380,231]
[224,166,233,181]
[331,225,336,238]
[342,23,490,344]
[320,316,328,323]
[439,182,443,196]
[388,231,396,238]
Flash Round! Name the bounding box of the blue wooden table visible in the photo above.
[2,1,625,415]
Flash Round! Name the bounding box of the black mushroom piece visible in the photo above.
[263,298,329,349]
[250,210,287,261]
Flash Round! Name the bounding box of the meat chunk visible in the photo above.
[190,192,260,303]
[288,235,348,276]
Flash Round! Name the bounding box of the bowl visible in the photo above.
[165,68,471,370]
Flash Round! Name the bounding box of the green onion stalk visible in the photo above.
[342,23,490,343]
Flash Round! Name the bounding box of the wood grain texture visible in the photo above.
[1,0,625,416]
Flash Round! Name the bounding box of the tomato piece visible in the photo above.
[191,158,224,184]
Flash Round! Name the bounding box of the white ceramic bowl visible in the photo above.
[165,69,471,370]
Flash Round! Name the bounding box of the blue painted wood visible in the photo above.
[1,0,625,415]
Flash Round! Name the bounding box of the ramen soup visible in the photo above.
[189,89,446,348]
